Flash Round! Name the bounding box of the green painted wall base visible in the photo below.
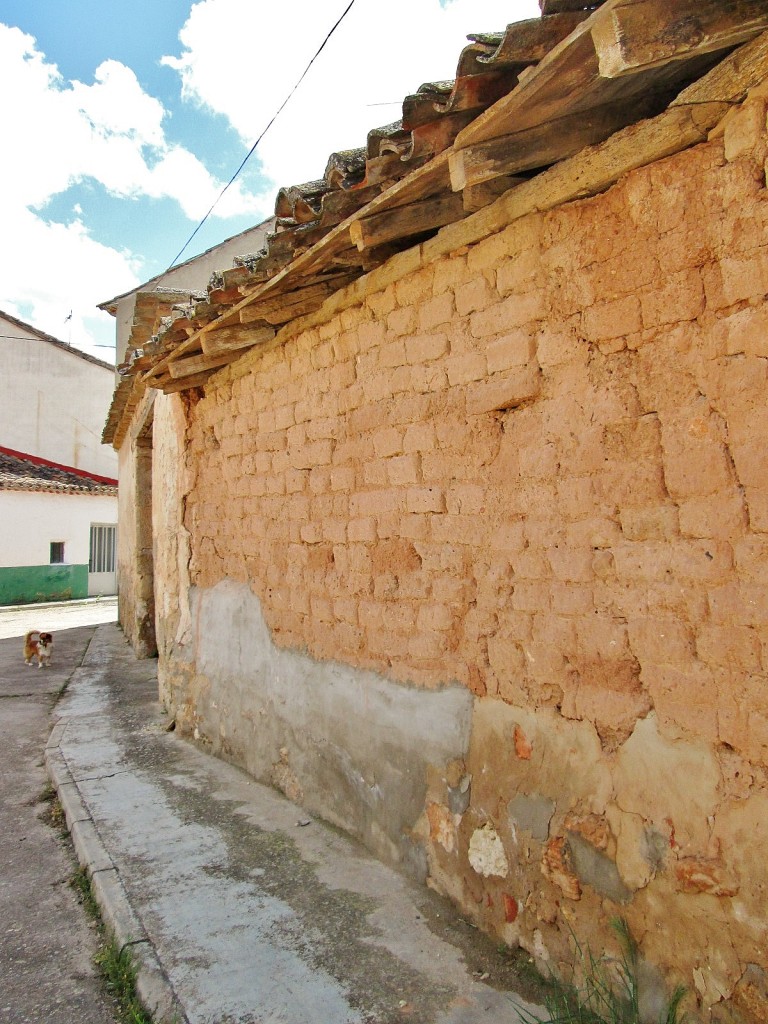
[0,564,88,605]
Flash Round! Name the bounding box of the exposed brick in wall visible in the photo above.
[185,95,768,766]
[153,91,768,1020]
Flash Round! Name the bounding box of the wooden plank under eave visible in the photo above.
[505,102,731,235]
[593,0,768,78]
[506,100,731,215]
[462,175,529,213]
[201,324,276,356]
[449,95,661,190]
[423,100,731,266]
[239,277,356,326]
[350,193,465,251]
[160,369,220,393]
[168,350,236,379]
[671,25,768,105]
[454,0,768,151]
[142,153,454,382]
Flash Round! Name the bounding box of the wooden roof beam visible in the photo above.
[160,370,217,394]
[350,193,464,251]
[167,350,237,380]
[239,276,357,326]
[201,324,276,356]
[454,0,768,151]
[449,95,661,190]
[593,0,768,78]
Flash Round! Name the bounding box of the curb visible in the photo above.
[45,730,189,1024]
[1,597,118,613]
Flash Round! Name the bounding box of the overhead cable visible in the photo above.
[165,0,359,272]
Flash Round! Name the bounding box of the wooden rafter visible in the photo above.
[350,193,465,251]
[454,0,768,151]
[130,10,768,402]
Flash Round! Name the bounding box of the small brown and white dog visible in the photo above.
[24,630,53,668]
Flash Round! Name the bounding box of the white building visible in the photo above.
[0,310,118,603]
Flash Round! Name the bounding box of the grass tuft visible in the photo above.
[517,919,687,1024]
[95,940,153,1024]
[70,866,101,921]
[39,792,67,836]
[69,868,153,1024]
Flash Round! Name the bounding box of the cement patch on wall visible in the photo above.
[183,579,473,873]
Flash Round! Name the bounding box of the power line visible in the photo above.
[165,0,359,273]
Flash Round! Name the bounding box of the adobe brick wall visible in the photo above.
[155,87,768,1021]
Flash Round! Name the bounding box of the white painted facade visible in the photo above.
[0,310,118,602]
[0,490,117,567]
[0,311,118,479]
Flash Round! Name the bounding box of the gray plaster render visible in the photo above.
[565,831,632,905]
[50,622,545,1024]
[508,794,556,844]
[185,579,475,870]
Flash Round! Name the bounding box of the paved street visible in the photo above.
[0,606,119,1024]
[0,596,118,640]
[1,600,545,1023]
[49,623,545,1024]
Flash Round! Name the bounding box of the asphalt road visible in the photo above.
[0,607,120,1024]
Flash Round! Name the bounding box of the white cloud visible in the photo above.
[0,25,262,218]
[0,21,268,358]
[0,1,542,359]
[69,59,166,147]
[0,204,140,359]
[162,0,540,195]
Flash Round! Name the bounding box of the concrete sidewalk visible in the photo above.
[46,624,546,1024]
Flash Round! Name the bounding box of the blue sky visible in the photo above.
[0,0,537,357]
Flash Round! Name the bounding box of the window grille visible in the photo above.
[89,524,117,573]
[50,541,65,564]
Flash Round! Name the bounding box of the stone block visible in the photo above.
[537,325,583,367]
[406,486,445,514]
[470,291,547,338]
[486,330,536,374]
[619,505,680,542]
[566,830,632,903]
[371,426,403,459]
[387,453,420,486]
[583,295,642,342]
[641,268,705,328]
[418,292,454,332]
[455,277,496,317]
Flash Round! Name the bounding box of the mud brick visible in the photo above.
[455,277,496,317]
[405,332,449,365]
[418,292,454,333]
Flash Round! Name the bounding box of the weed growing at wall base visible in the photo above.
[517,919,687,1024]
